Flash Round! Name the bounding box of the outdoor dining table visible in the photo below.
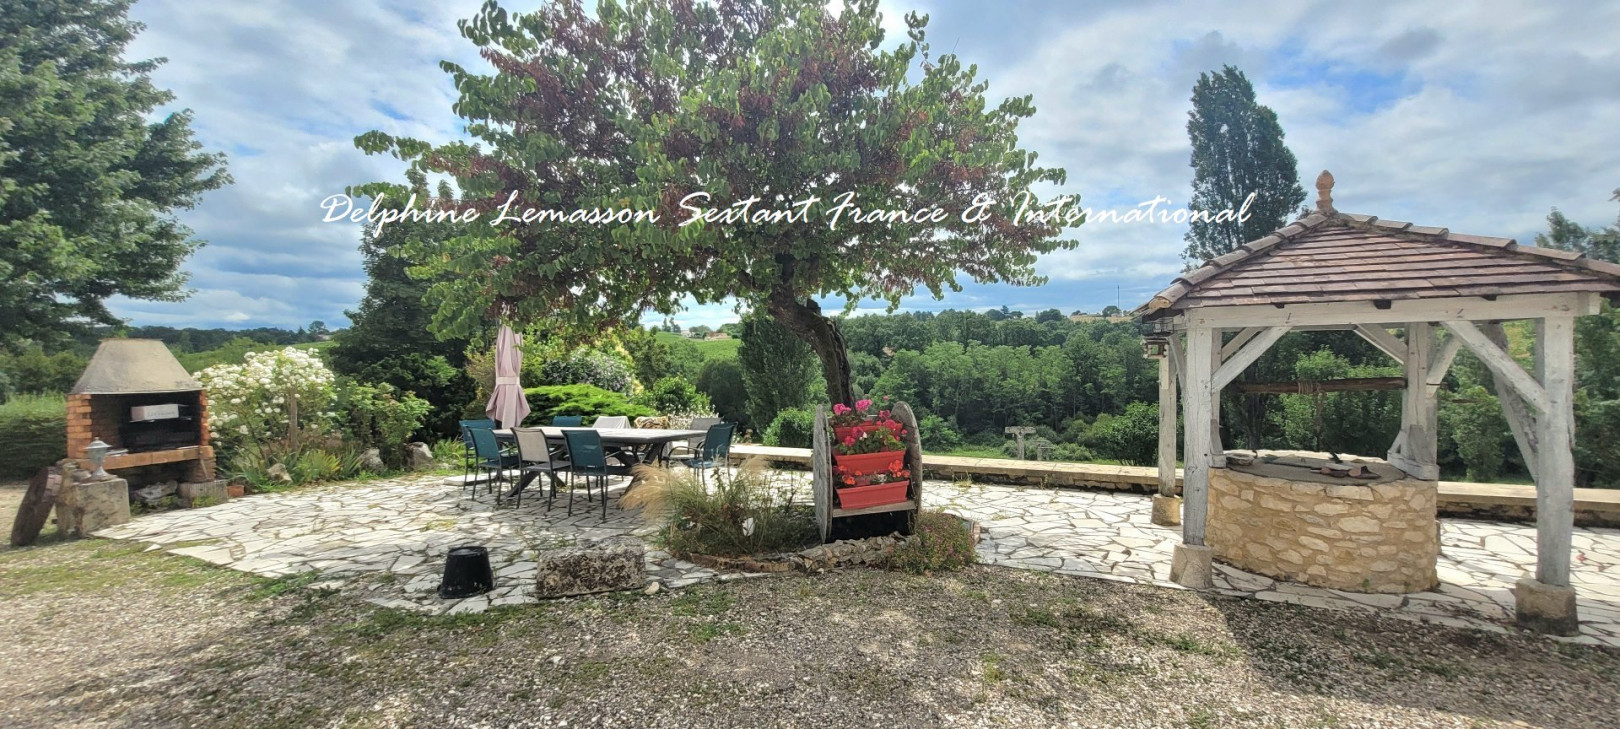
[492,426,706,500]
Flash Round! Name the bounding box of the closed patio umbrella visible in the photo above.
[485,324,531,428]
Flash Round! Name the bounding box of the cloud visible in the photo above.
[106,0,1620,330]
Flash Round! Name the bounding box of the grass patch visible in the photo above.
[688,620,745,643]
[670,587,735,617]
[0,539,243,596]
[888,511,977,575]
[627,459,817,558]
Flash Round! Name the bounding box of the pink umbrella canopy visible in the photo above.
[485,324,531,428]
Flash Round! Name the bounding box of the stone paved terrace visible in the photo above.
[91,470,1620,648]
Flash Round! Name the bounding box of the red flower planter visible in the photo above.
[836,481,910,509]
[832,449,907,477]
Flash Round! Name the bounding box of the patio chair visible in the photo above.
[666,416,721,463]
[681,422,734,488]
[468,426,519,498]
[591,415,630,429]
[551,415,584,427]
[511,427,569,510]
[458,418,496,495]
[561,429,630,520]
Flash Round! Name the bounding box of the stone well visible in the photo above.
[1207,452,1438,594]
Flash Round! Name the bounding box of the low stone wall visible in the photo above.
[1208,466,1439,594]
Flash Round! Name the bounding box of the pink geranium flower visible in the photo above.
[855,398,873,412]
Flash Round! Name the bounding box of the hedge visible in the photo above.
[0,394,66,479]
[523,384,654,424]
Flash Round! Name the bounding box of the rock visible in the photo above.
[643,581,661,595]
[406,442,436,471]
[266,463,293,483]
[360,448,386,472]
[534,540,646,599]
[57,475,131,536]
[133,480,178,504]
[178,480,230,508]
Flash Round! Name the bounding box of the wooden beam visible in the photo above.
[1398,322,1439,480]
[1426,333,1463,388]
[1445,320,1550,414]
[1233,377,1404,394]
[1212,326,1290,391]
[1157,354,1178,498]
[1483,322,1542,483]
[1220,327,1264,360]
[1181,325,1217,547]
[1182,292,1600,329]
[1534,316,1577,587]
[1354,324,1407,366]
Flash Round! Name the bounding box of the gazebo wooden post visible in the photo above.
[1151,338,1181,525]
[1170,324,1217,588]
[1388,322,1440,480]
[1526,314,1579,633]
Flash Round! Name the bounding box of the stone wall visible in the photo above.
[1208,467,1439,594]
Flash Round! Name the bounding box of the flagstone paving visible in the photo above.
[92,471,1620,646]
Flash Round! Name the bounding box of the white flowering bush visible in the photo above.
[198,347,338,458]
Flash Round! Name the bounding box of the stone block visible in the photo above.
[1150,495,1182,526]
[178,480,230,508]
[534,540,645,599]
[1514,578,1579,636]
[56,476,130,537]
[1170,543,1212,589]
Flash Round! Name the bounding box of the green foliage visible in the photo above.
[632,376,712,417]
[1575,396,1620,487]
[1273,348,1402,456]
[621,327,674,387]
[1442,386,1508,482]
[694,359,749,426]
[538,348,634,395]
[337,381,432,468]
[1182,65,1306,264]
[0,345,86,394]
[327,205,476,438]
[0,393,65,478]
[0,0,230,349]
[635,463,817,557]
[523,384,654,423]
[915,411,963,450]
[762,407,816,448]
[1086,402,1160,467]
[739,312,819,430]
[354,0,1072,406]
[888,511,977,575]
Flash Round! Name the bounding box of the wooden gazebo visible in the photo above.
[1137,171,1620,634]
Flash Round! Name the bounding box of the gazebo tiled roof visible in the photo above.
[1139,189,1620,320]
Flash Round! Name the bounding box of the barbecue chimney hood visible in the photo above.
[70,339,201,395]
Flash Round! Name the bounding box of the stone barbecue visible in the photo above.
[66,339,215,484]
[1206,451,1439,594]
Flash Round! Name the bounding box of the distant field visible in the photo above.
[656,331,740,360]
[176,339,335,372]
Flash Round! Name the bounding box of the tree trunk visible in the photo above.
[766,291,855,406]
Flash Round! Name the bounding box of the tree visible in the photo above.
[1182,66,1305,265]
[354,0,1071,407]
[0,0,230,350]
[1536,197,1619,263]
[1100,305,1122,317]
[1034,308,1064,324]
[738,310,819,430]
[327,183,477,438]
[307,321,330,337]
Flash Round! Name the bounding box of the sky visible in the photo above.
[110,0,1620,331]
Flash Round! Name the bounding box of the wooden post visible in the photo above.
[1182,325,1216,546]
[1535,316,1576,587]
[1389,323,1439,480]
[1157,353,1178,498]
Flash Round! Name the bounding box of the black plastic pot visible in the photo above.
[438,545,493,599]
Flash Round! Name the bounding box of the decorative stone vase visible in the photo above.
[836,480,909,509]
[832,449,907,477]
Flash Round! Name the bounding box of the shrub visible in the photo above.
[889,511,977,575]
[694,359,748,425]
[198,347,339,461]
[916,411,962,450]
[539,348,634,395]
[0,346,87,395]
[633,376,712,416]
[1086,401,1160,466]
[0,394,66,479]
[623,459,817,557]
[762,407,816,448]
[523,384,654,423]
[337,381,432,467]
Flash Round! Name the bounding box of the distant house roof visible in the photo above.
[1138,173,1620,320]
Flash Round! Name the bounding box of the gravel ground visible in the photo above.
[1,517,1617,729]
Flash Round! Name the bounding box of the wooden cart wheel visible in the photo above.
[892,401,924,536]
[811,405,831,543]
